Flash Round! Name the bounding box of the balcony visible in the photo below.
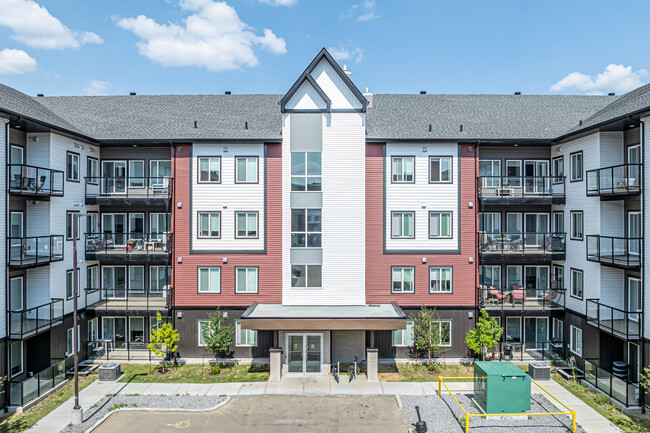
[586,164,641,199]
[478,287,565,311]
[8,235,64,269]
[85,177,173,206]
[584,358,640,407]
[85,287,171,312]
[85,232,172,262]
[8,358,66,407]
[587,299,641,340]
[8,164,64,199]
[586,235,642,269]
[478,232,566,262]
[477,176,565,205]
[8,299,64,339]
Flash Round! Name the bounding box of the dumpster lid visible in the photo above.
[474,361,528,377]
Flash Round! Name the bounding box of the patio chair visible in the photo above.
[512,285,525,305]
[487,286,505,305]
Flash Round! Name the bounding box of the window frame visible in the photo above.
[87,264,99,290]
[10,341,22,378]
[235,211,259,239]
[66,325,80,357]
[552,156,564,184]
[66,268,80,300]
[391,211,415,239]
[391,266,415,294]
[552,317,563,342]
[429,211,452,239]
[235,156,259,184]
[553,211,564,234]
[197,266,221,294]
[429,156,453,183]
[291,208,322,248]
[66,151,80,182]
[197,156,221,183]
[291,152,322,191]
[236,320,258,346]
[88,318,99,343]
[570,268,584,300]
[66,210,80,241]
[235,266,259,294]
[391,155,415,183]
[570,151,583,182]
[197,211,221,239]
[570,211,583,240]
[87,156,99,185]
[429,266,453,294]
[392,320,414,346]
[433,320,452,347]
[291,264,323,288]
[570,325,583,356]
[198,320,209,347]
[128,265,145,293]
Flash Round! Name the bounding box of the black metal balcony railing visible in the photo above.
[8,164,64,197]
[8,358,66,406]
[88,339,159,362]
[478,176,565,198]
[586,299,641,340]
[493,341,565,363]
[8,235,64,267]
[586,235,642,268]
[85,286,171,311]
[85,177,173,200]
[85,232,172,257]
[586,163,642,196]
[477,286,566,311]
[8,298,64,339]
[478,232,566,255]
[584,358,640,407]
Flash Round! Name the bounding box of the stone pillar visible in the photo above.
[366,348,379,382]
[269,348,282,382]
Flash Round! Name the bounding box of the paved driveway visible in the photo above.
[92,395,409,433]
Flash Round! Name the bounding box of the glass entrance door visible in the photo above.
[102,213,126,247]
[628,211,641,255]
[628,277,642,323]
[524,160,549,194]
[102,317,127,350]
[101,161,126,194]
[628,145,641,187]
[524,213,549,247]
[286,334,322,374]
[103,266,127,299]
[629,342,640,382]
[524,317,548,350]
[287,335,304,373]
[524,266,549,299]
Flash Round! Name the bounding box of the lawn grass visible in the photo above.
[117,363,269,383]
[0,374,97,433]
[552,373,650,433]
[378,363,474,382]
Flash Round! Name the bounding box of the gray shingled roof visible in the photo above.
[0,83,86,136]
[365,94,617,141]
[36,94,283,141]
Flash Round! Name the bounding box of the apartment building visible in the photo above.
[0,48,649,409]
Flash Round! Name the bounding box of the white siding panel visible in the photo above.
[599,267,624,309]
[642,116,650,337]
[25,133,50,167]
[600,201,624,237]
[26,267,50,309]
[0,119,7,337]
[311,59,362,110]
[284,80,328,111]
[599,132,624,166]
[26,201,50,236]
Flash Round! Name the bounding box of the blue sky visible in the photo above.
[0,0,648,97]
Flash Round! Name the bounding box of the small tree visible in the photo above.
[465,309,503,360]
[201,308,234,371]
[413,306,448,367]
[147,311,180,374]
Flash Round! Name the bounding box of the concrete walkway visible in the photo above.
[28,376,621,433]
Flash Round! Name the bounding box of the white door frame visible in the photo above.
[285,333,323,375]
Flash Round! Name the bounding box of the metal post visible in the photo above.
[72,213,80,411]
[571,410,576,432]
[438,377,442,395]
[465,413,470,433]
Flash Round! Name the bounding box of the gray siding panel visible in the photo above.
[290,249,322,264]
[479,146,551,162]
[290,192,322,208]
[290,113,322,151]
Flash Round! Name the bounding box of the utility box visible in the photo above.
[98,362,121,381]
[474,361,531,414]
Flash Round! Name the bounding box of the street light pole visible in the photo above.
[72,211,86,425]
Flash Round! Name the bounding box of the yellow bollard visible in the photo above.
[572,410,576,432]
[465,413,470,433]
[438,377,442,395]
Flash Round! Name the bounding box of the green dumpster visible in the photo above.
[473,361,531,414]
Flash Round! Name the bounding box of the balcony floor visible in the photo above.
[88,298,168,311]
[482,299,564,311]
[588,254,641,269]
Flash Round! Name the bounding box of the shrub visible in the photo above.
[426,364,438,372]
[210,364,221,376]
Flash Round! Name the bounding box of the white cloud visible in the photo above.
[551,64,648,94]
[0,0,102,49]
[84,80,113,96]
[328,45,364,64]
[258,0,297,6]
[342,0,379,22]
[0,48,37,74]
[117,0,287,72]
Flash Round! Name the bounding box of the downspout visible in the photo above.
[636,116,646,411]
[474,141,480,328]
[171,141,176,330]
[4,119,9,411]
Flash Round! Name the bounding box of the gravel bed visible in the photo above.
[63,394,228,433]
[400,393,584,433]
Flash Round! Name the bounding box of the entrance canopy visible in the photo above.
[241,302,407,331]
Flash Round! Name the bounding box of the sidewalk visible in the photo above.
[28,376,621,433]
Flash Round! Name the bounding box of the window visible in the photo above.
[236,321,258,346]
[10,341,22,377]
[553,265,564,289]
[129,266,145,293]
[10,277,23,311]
[88,318,98,343]
[198,321,209,346]
[198,212,221,238]
[87,265,99,290]
[198,157,221,183]
[150,316,171,332]
[150,266,171,292]
[479,160,500,186]
[430,156,452,183]
[392,156,414,183]
[433,320,452,346]
[150,160,171,185]
[553,212,564,234]
[66,211,80,240]
[66,269,79,299]
[87,213,98,236]
[479,265,501,289]
[392,267,415,293]
[291,209,321,247]
[392,320,414,346]
[570,211,583,240]
[570,325,582,356]
[429,211,452,238]
[130,317,144,342]
[235,156,258,183]
[128,160,145,188]
[235,267,258,293]
[479,212,501,233]
[552,318,563,342]
[552,156,564,183]
[570,152,583,181]
[571,269,583,299]
[198,267,221,293]
[235,212,258,238]
[66,326,80,357]
[391,211,414,239]
[87,157,98,184]
[66,151,79,181]
[291,152,321,191]
[291,265,322,288]
[430,267,452,293]
[150,213,171,238]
